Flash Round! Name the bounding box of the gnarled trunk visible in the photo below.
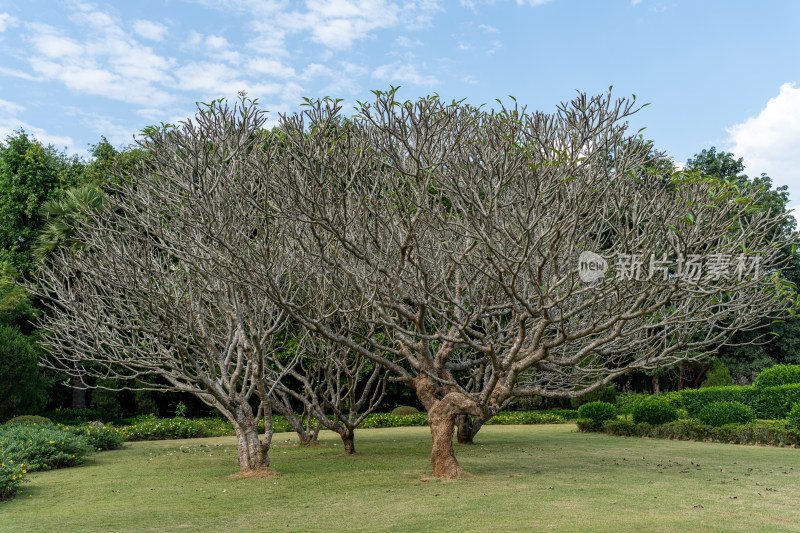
[233,421,269,472]
[340,427,356,454]
[423,391,481,479]
[231,404,270,473]
[455,414,483,445]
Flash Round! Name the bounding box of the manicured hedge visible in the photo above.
[632,399,678,425]
[601,418,800,447]
[675,383,800,419]
[787,403,800,430]
[698,401,755,427]
[577,402,617,431]
[754,364,800,388]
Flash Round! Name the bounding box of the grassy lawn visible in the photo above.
[2,424,799,532]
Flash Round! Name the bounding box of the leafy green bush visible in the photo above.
[554,409,580,420]
[391,406,419,416]
[575,418,596,432]
[698,401,755,427]
[614,392,651,413]
[6,415,52,425]
[601,419,638,436]
[754,364,800,388]
[0,423,91,471]
[69,425,124,451]
[485,411,565,425]
[0,457,27,500]
[603,418,800,447]
[359,412,429,428]
[632,399,678,426]
[787,403,800,430]
[675,384,800,419]
[577,401,617,431]
[119,417,233,441]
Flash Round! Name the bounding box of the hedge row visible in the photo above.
[673,384,800,419]
[599,418,800,447]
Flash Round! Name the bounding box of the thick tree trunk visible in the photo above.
[428,405,462,478]
[340,427,356,454]
[232,419,269,472]
[455,414,483,445]
[231,404,270,473]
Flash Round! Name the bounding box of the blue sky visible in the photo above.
[1,0,799,208]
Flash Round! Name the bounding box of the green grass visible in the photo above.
[2,425,799,532]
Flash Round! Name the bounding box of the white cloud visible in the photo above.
[0,13,17,32]
[373,62,438,87]
[297,0,402,50]
[249,58,297,79]
[191,0,441,51]
[0,119,76,153]
[478,24,499,33]
[395,36,422,47]
[0,66,40,81]
[727,82,800,201]
[0,98,24,115]
[26,14,177,107]
[185,30,204,47]
[463,75,478,85]
[63,106,137,147]
[632,0,643,5]
[133,20,168,41]
[515,0,553,5]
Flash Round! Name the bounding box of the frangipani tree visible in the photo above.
[32,97,299,473]
[252,90,795,478]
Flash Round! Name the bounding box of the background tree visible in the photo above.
[32,97,300,473]
[686,147,800,383]
[271,318,388,454]
[253,90,795,478]
[0,131,83,274]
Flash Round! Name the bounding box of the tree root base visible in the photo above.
[230,468,278,479]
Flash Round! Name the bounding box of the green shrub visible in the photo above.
[601,419,638,436]
[0,457,27,500]
[391,406,419,416]
[6,415,52,425]
[0,424,92,471]
[632,399,678,426]
[485,411,565,425]
[575,418,596,432]
[359,412,429,428]
[577,401,617,430]
[614,392,651,413]
[787,403,800,430]
[555,409,580,420]
[675,384,800,419]
[601,418,800,447]
[754,364,800,388]
[698,401,755,427]
[119,417,233,441]
[570,387,617,409]
[70,425,125,451]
